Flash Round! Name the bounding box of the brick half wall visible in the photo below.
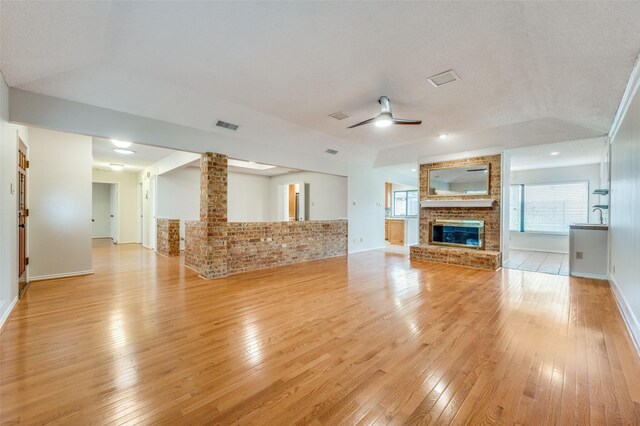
[227,220,348,274]
[157,219,180,257]
[185,220,348,277]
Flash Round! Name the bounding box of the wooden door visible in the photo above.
[18,139,28,295]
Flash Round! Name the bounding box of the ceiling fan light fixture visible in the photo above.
[374,113,393,128]
[111,139,132,148]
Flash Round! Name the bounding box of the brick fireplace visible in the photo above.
[410,154,502,270]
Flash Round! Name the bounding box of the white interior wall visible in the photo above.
[228,171,271,222]
[139,151,201,250]
[609,63,640,350]
[269,171,348,221]
[92,183,111,238]
[28,127,93,280]
[0,76,29,328]
[509,163,601,253]
[348,165,417,253]
[156,167,200,250]
[93,169,139,243]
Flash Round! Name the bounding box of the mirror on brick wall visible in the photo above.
[427,164,489,196]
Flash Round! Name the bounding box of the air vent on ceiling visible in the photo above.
[427,69,461,87]
[325,149,338,155]
[216,120,239,131]
[329,111,351,120]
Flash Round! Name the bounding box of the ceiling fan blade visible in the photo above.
[392,118,422,125]
[347,117,377,129]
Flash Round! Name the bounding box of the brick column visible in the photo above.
[157,219,180,256]
[199,152,228,278]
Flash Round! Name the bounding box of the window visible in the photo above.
[510,182,589,234]
[393,190,418,217]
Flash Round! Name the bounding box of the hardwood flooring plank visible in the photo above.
[1,242,639,424]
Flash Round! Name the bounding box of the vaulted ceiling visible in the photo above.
[2,1,640,170]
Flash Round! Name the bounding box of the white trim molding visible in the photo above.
[29,270,94,282]
[420,199,495,208]
[609,274,640,355]
[610,53,640,142]
[0,296,19,331]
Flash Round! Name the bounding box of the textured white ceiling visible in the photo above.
[509,137,606,171]
[2,2,639,168]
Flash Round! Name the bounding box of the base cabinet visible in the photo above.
[388,220,404,245]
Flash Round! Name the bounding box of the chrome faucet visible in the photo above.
[593,207,604,225]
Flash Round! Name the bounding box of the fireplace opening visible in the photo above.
[430,220,484,249]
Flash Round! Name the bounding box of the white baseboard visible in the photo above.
[571,272,608,280]
[0,296,19,332]
[348,246,386,254]
[29,270,94,282]
[116,241,139,245]
[510,247,568,254]
[609,273,640,355]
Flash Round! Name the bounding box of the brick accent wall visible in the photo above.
[156,219,180,257]
[184,152,349,279]
[411,154,502,270]
[227,221,348,274]
[200,153,228,278]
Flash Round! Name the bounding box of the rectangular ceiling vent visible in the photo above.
[427,69,461,87]
[325,149,338,155]
[329,111,351,120]
[216,120,239,131]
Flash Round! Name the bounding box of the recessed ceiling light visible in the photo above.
[114,148,135,155]
[111,139,132,148]
[110,163,124,171]
[550,151,560,156]
[228,159,276,170]
[411,169,417,172]
[439,133,449,139]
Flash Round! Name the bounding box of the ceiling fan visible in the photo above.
[348,96,422,129]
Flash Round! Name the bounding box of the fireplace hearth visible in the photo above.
[430,220,484,250]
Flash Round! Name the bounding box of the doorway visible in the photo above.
[18,138,28,296]
[384,181,419,252]
[138,182,143,244]
[92,182,118,244]
[277,182,308,221]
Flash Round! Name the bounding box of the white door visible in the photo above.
[92,183,110,238]
[109,183,118,243]
[138,182,143,244]
[149,176,157,250]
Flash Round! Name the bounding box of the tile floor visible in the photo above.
[504,249,569,276]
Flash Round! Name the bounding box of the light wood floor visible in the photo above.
[2,243,640,425]
[505,249,570,276]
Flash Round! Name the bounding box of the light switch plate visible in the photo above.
[10,183,15,194]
